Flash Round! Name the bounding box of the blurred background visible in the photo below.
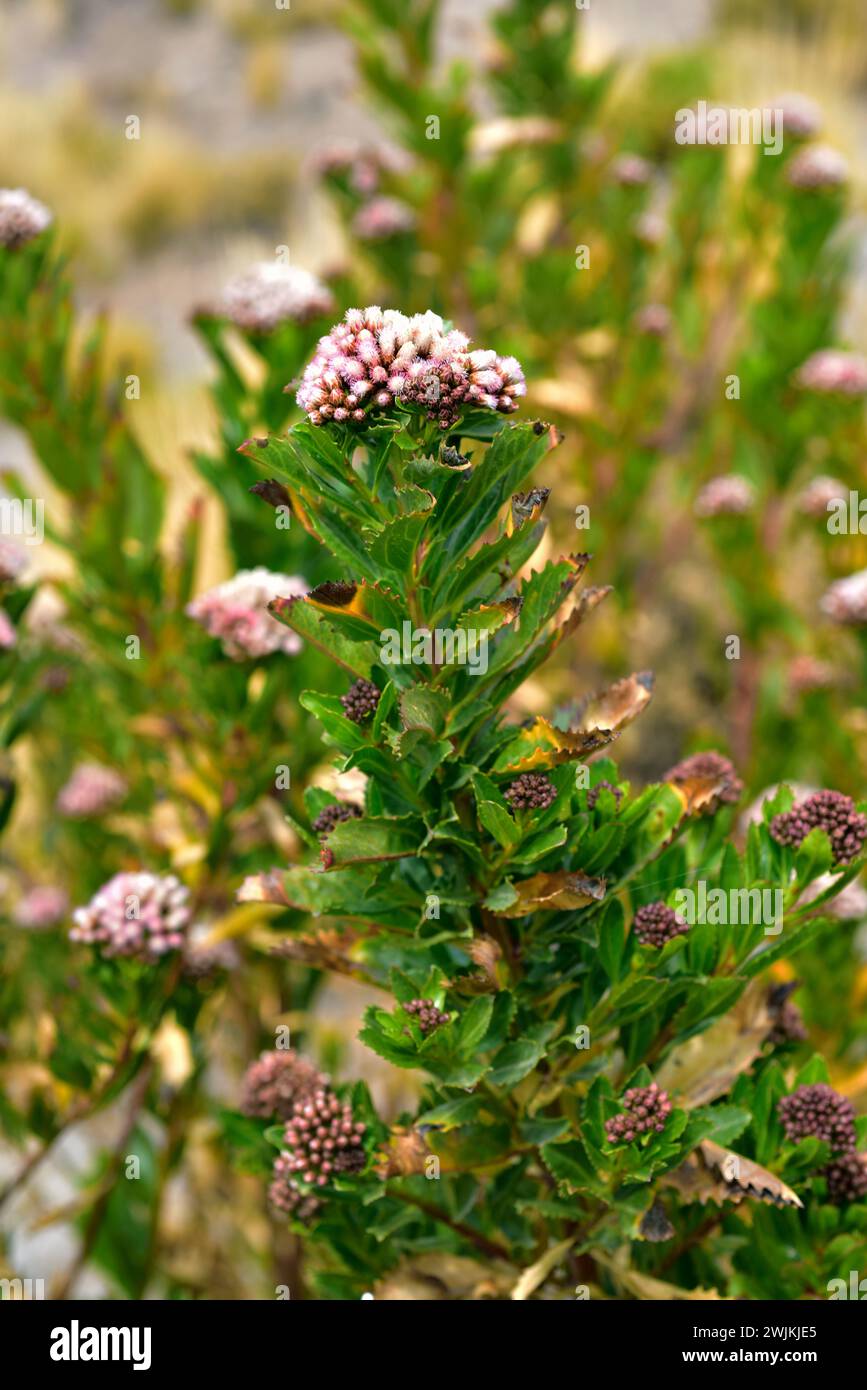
[1,0,864,374]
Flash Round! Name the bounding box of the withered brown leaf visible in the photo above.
[573,670,655,735]
[656,980,771,1106]
[375,1127,430,1179]
[494,870,606,916]
[373,1252,514,1301]
[663,1140,802,1210]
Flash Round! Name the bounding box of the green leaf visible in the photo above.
[417,1095,484,1129]
[511,825,567,864]
[597,899,626,982]
[477,799,521,851]
[518,1116,570,1145]
[456,996,495,1053]
[435,421,557,559]
[693,1104,752,1148]
[399,685,450,735]
[541,1140,608,1196]
[269,594,375,677]
[794,826,834,887]
[487,1028,551,1086]
[369,497,434,578]
[483,880,518,911]
[325,815,423,865]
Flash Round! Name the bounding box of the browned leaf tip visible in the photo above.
[663,1141,802,1211]
[375,1127,430,1179]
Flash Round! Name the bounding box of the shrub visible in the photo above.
[229,309,867,1300]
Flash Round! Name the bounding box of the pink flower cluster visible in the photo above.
[186,567,307,660]
[241,1049,326,1121]
[70,871,191,960]
[610,153,652,186]
[634,304,670,337]
[220,261,334,333]
[296,307,526,429]
[796,350,867,395]
[313,143,408,195]
[13,885,69,929]
[695,474,755,517]
[0,188,52,248]
[821,568,867,625]
[798,475,847,518]
[0,609,16,650]
[634,211,666,247]
[786,144,848,189]
[353,196,415,241]
[0,540,28,583]
[56,762,127,818]
[775,93,822,140]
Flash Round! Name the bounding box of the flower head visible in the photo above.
[13,885,69,929]
[787,654,836,695]
[796,350,867,395]
[0,540,28,584]
[241,1049,327,1122]
[504,773,557,811]
[823,1152,867,1205]
[280,1084,367,1187]
[797,475,847,518]
[313,142,408,194]
[340,678,380,724]
[605,1083,672,1145]
[311,801,363,837]
[186,568,307,660]
[56,762,127,818]
[268,1153,322,1222]
[778,1083,856,1153]
[776,92,823,140]
[0,188,52,248]
[611,153,652,186]
[0,609,16,650]
[70,871,191,961]
[220,261,334,332]
[634,304,671,337]
[786,144,848,189]
[633,901,690,948]
[353,197,415,240]
[296,307,525,430]
[403,998,450,1035]
[634,211,666,247]
[695,474,755,518]
[770,789,867,865]
[821,569,867,625]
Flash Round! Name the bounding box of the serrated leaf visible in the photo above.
[325,815,423,865]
